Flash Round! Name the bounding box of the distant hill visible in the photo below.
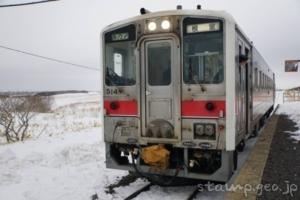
[36,90,89,96]
[0,90,89,97]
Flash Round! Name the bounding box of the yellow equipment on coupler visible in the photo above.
[141,145,170,170]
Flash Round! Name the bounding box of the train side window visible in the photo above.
[264,74,267,89]
[254,68,258,89]
[239,44,242,88]
[263,73,265,89]
[262,74,264,89]
[262,73,266,89]
[260,72,263,90]
[259,71,261,89]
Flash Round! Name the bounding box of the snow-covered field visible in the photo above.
[0,93,128,200]
[0,91,299,200]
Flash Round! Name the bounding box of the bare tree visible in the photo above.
[0,96,50,143]
[0,97,19,142]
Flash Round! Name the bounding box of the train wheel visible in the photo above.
[237,140,245,152]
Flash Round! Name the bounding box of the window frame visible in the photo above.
[182,17,225,86]
[104,24,137,87]
[146,41,172,86]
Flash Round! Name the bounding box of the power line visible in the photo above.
[0,0,59,7]
[0,44,100,72]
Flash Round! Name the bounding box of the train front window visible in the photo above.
[147,42,171,86]
[105,25,136,86]
[183,18,224,84]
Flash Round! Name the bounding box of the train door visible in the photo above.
[238,43,247,135]
[141,38,181,141]
[245,47,252,135]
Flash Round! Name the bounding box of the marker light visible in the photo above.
[148,22,157,31]
[161,20,171,30]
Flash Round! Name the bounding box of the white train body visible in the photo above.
[102,9,275,182]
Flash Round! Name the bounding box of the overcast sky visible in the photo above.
[0,0,299,91]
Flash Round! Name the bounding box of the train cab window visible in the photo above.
[183,18,224,84]
[104,25,136,86]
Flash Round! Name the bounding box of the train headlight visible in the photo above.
[148,22,157,31]
[194,124,205,137]
[194,123,216,140]
[161,20,171,30]
[205,124,215,137]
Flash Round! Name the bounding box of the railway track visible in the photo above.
[123,183,153,200]
[123,183,201,200]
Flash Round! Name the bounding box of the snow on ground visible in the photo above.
[0,128,133,200]
[0,93,127,200]
[277,98,300,142]
[275,90,284,106]
[276,90,300,141]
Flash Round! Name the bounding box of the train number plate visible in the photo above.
[106,88,119,95]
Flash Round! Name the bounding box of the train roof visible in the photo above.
[102,9,237,32]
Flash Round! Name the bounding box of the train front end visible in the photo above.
[102,9,237,182]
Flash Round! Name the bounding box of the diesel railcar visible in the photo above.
[102,7,275,183]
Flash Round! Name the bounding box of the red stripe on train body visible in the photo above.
[104,100,138,116]
[181,100,226,118]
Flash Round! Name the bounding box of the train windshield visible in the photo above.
[183,19,224,84]
[105,25,136,86]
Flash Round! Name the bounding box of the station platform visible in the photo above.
[225,106,300,200]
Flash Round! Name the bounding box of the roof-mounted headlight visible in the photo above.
[148,21,157,31]
[161,20,171,30]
